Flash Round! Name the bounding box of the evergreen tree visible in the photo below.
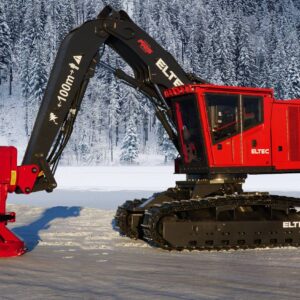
[235,21,256,86]
[19,0,35,98]
[208,2,224,84]
[286,56,300,99]
[3,0,23,46]
[54,0,76,47]
[269,26,288,98]
[86,0,97,20]
[1,0,300,165]
[108,78,121,162]
[219,19,236,85]
[0,9,12,84]
[28,44,48,104]
[120,115,139,164]
[44,14,56,72]
[160,131,177,164]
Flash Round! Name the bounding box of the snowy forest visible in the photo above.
[0,0,300,165]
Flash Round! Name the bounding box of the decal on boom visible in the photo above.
[56,55,82,111]
[137,39,153,54]
[156,58,184,87]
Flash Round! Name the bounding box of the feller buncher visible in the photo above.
[1,6,300,256]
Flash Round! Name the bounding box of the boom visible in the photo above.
[21,6,204,193]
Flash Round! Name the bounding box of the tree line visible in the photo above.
[0,0,299,164]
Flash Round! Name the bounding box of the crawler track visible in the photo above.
[115,192,300,251]
[115,198,147,239]
[141,194,300,250]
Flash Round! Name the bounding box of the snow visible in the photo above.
[1,166,300,299]
[245,173,300,193]
[54,166,183,192]
[9,167,300,209]
[8,166,185,208]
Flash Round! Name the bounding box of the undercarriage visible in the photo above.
[115,175,300,250]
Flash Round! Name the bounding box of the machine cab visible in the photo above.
[164,84,273,174]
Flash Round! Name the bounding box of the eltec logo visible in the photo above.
[156,58,184,87]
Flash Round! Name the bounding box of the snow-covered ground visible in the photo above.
[2,166,300,299]
[9,166,300,208]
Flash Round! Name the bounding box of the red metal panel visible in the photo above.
[0,146,17,186]
[164,84,274,99]
[211,139,237,166]
[271,102,300,170]
[271,103,289,167]
[0,147,26,257]
[288,106,300,161]
[16,165,39,194]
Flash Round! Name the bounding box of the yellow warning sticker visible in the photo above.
[10,170,17,186]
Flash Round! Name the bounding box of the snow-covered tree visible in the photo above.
[54,0,76,47]
[235,21,256,86]
[1,0,300,165]
[0,9,12,85]
[120,115,139,164]
[160,131,177,164]
[108,78,121,162]
[286,56,300,99]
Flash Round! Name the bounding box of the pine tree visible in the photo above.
[28,44,48,104]
[54,0,76,47]
[269,26,288,98]
[235,21,256,86]
[286,56,300,99]
[160,131,177,164]
[3,0,23,46]
[0,8,12,85]
[108,78,121,162]
[86,0,97,20]
[120,115,139,164]
[13,1,44,133]
[219,20,236,85]
[19,0,35,98]
[209,2,224,84]
[283,21,300,98]
[1,0,300,165]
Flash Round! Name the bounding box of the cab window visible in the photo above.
[172,94,206,163]
[206,94,239,143]
[242,96,263,130]
[206,93,263,143]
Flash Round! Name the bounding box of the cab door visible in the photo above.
[205,93,242,166]
[172,94,207,166]
[205,93,271,168]
[241,95,271,167]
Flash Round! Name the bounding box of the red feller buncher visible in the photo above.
[1,6,300,256]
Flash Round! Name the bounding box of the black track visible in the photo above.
[115,193,300,251]
[115,198,147,239]
[142,194,300,250]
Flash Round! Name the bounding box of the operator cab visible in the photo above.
[164,84,273,174]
